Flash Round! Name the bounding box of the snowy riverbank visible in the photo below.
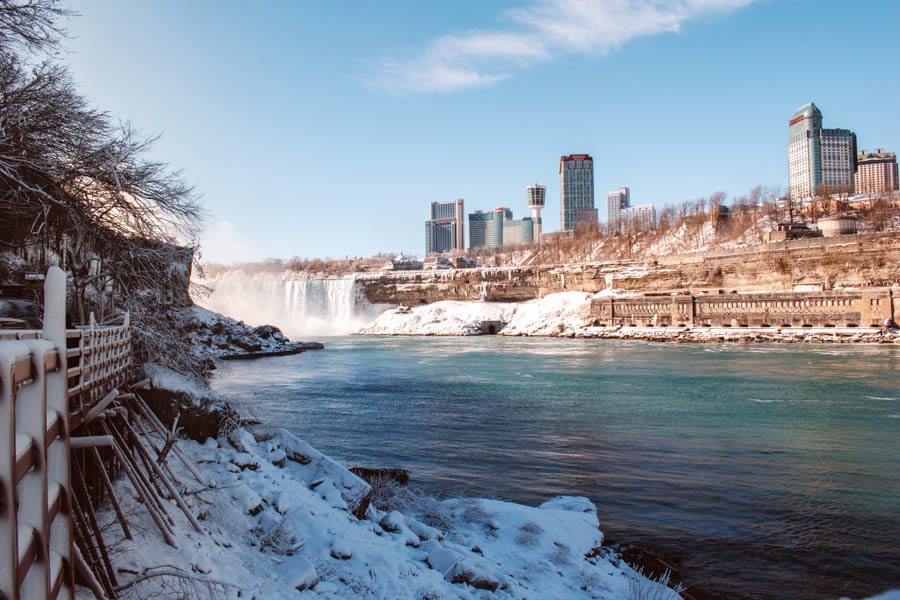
[358,292,900,344]
[91,364,684,599]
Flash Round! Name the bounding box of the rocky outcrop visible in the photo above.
[359,231,900,306]
[138,364,242,441]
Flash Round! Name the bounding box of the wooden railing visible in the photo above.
[1,267,133,600]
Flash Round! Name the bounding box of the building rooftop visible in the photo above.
[858,149,896,161]
[790,101,822,125]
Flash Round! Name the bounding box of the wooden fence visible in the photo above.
[1,267,132,600]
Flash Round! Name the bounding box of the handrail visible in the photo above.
[0,267,133,600]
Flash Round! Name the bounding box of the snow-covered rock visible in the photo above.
[92,423,683,600]
[358,291,596,337]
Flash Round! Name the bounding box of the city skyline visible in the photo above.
[61,1,900,262]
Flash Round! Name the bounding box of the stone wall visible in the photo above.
[590,289,896,329]
[359,231,900,306]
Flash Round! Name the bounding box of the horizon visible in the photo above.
[63,0,900,263]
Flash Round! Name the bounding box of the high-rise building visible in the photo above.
[468,208,508,249]
[619,204,657,231]
[425,199,465,255]
[468,207,535,249]
[502,216,534,246]
[606,186,656,232]
[526,184,546,243]
[559,154,596,231]
[606,187,629,225]
[856,149,899,195]
[788,102,857,199]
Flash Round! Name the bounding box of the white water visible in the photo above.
[196,272,388,337]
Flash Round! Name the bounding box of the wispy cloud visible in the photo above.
[373,0,756,93]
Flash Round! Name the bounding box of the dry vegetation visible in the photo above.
[467,185,899,267]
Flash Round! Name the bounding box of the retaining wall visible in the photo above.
[590,288,897,329]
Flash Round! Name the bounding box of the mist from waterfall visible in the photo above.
[196,272,388,337]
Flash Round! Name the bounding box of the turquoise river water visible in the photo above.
[212,336,900,600]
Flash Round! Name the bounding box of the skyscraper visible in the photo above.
[559,154,596,231]
[425,199,465,255]
[606,187,629,226]
[788,102,857,200]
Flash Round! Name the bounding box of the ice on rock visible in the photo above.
[230,452,260,470]
[423,540,500,592]
[251,429,371,511]
[268,448,287,467]
[446,558,501,592]
[379,510,405,532]
[329,536,352,559]
[422,540,462,573]
[379,510,421,546]
[231,486,263,515]
[283,554,318,590]
[273,490,295,514]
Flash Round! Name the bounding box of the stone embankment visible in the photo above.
[559,326,900,345]
[591,289,897,329]
[359,231,900,305]
[358,232,900,331]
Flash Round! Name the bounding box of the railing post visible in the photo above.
[0,344,25,598]
[44,266,74,599]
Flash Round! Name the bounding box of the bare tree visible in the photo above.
[0,0,73,54]
[1,0,208,381]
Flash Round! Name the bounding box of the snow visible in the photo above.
[88,420,687,600]
[84,335,900,599]
[356,291,899,344]
[502,291,593,336]
[358,300,514,336]
[358,292,597,337]
[145,362,221,402]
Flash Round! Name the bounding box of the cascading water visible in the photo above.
[196,272,387,337]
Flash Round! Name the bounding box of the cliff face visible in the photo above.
[360,232,900,305]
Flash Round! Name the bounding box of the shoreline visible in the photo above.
[220,341,325,360]
[356,292,899,344]
[95,360,689,599]
[358,325,899,344]
[209,337,900,600]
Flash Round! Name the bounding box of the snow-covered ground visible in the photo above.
[90,367,684,599]
[358,292,596,337]
[358,292,899,344]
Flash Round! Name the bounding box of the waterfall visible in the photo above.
[195,273,386,337]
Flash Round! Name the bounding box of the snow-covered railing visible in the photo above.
[64,315,131,429]
[1,313,132,428]
[0,268,75,600]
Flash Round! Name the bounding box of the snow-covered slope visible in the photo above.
[93,423,681,599]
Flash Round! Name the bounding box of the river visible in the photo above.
[212,336,900,600]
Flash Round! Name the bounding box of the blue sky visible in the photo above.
[63,1,899,263]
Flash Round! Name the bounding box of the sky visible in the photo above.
[62,0,900,263]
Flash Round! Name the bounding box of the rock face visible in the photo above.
[358,231,900,306]
[140,364,241,441]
